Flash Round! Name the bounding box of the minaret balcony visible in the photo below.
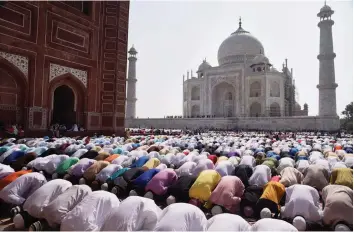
[316,83,338,89]
[317,20,334,27]
[317,53,336,60]
[126,78,137,82]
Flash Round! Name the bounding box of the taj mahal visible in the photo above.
[125,3,340,132]
[182,18,307,118]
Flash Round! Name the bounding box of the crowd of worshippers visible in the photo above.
[49,123,85,137]
[0,132,352,231]
[0,122,25,138]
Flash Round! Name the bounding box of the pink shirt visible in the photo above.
[209,176,245,213]
[145,168,177,195]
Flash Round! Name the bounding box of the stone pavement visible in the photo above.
[0,218,15,231]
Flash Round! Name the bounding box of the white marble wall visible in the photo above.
[126,116,340,131]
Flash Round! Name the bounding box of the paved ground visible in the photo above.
[0,218,15,231]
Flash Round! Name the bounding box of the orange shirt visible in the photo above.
[104,154,119,163]
[0,170,32,190]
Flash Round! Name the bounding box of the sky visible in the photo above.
[127,0,353,118]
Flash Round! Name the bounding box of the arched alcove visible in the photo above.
[48,73,86,127]
[250,102,262,117]
[270,102,281,117]
[250,81,261,97]
[0,58,28,126]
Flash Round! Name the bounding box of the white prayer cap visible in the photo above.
[52,173,58,180]
[211,205,223,216]
[13,214,25,229]
[260,208,272,219]
[129,190,138,196]
[335,224,351,231]
[166,195,176,205]
[101,183,109,191]
[111,186,118,195]
[79,178,86,185]
[144,191,154,199]
[293,216,306,231]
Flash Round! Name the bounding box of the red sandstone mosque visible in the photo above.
[0,1,129,135]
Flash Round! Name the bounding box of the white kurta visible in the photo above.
[239,155,256,168]
[176,162,196,177]
[23,179,72,219]
[42,155,69,174]
[248,164,271,187]
[95,164,122,182]
[207,213,250,231]
[214,161,235,177]
[0,163,14,179]
[61,191,120,231]
[101,196,162,231]
[0,173,47,205]
[42,185,92,227]
[251,218,298,231]
[281,184,322,222]
[154,203,207,231]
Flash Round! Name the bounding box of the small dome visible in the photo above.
[252,54,269,65]
[198,60,212,72]
[317,4,334,17]
[320,4,332,12]
[128,46,137,54]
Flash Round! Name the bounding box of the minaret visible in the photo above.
[317,3,338,116]
[126,45,138,118]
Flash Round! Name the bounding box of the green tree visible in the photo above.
[341,102,353,133]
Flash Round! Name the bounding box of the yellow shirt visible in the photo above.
[189,170,221,202]
[142,158,161,170]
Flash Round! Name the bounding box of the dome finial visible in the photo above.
[239,17,242,28]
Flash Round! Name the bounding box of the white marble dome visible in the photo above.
[218,23,264,66]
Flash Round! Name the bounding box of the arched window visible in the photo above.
[250,81,261,97]
[250,102,262,117]
[225,92,232,101]
[270,81,280,97]
[191,105,200,117]
[270,102,281,117]
[191,86,200,100]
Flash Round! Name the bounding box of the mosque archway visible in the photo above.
[250,102,262,117]
[48,73,86,128]
[191,105,200,117]
[269,102,281,117]
[211,82,235,117]
[0,59,27,126]
[52,85,76,125]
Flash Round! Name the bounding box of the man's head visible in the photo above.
[211,205,223,216]
[260,208,272,219]
[129,190,138,196]
[166,195,176,205]
[335,223,351,231]
[293,216,306,231]
[144,191,154,199]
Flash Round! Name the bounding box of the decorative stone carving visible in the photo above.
[0,51,29,78]
[28,107,47,129]
[49,63,88,87]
